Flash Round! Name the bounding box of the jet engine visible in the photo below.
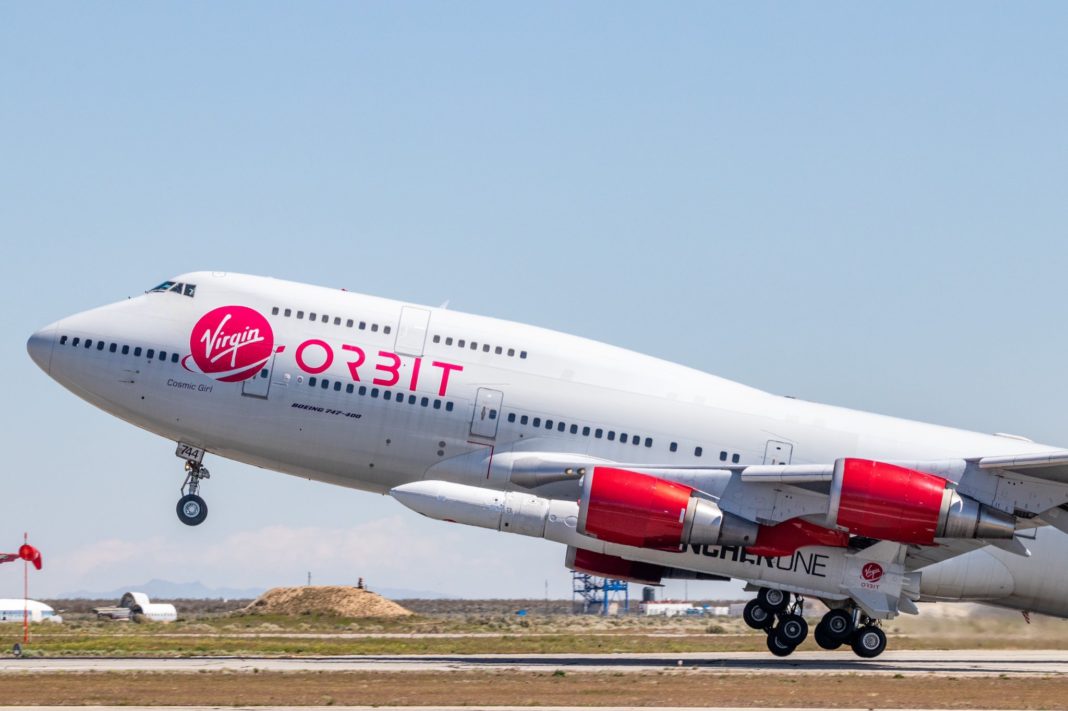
[828,458,1016,544]
[577,467,758,551]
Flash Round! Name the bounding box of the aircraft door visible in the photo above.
[241,353,276,399]
[763,440,793,465]
[395,306,431,357]
[470,387,503,440]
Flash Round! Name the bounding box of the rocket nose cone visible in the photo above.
[27,324,56,375]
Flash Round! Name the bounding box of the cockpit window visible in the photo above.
[147,280,196,297]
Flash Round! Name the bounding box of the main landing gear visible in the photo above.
[176,459,210,526]
[743,588,887,659]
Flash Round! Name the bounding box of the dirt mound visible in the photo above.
[243,586,413,618]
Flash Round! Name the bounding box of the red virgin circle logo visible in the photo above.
[861,562,884,583]
[185,306,274,382]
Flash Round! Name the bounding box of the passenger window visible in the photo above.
[558,422,566,432]
[72,337,80,346]
[508,413,516,423]
[309,377,317,387]
[272,307,279,315]
[97,341,105,351]
[359,322,367,330]
[532,417,541,427]
[421,396,429,406]
[371,388,379,398]
[645,438,653,448]
[147,349,155,359]
[433,335,441,343]
[607,431,616,441]
[284,308,292,317]
[321,379,329,389]
[383,390,391,399]
[545,419,553,429]
[570,424,578,434]
[334,382,342,391]
[85,339,92,348]
[489,409,497,419]
[134,347,142,356]
[346,319,354,328]
[446,401,454,411]
[171,353,179,363]
[322,315,329,323]
[371,324,379,332]
[347,384,354,394]
[520,351,527,359]
[470,342,477,350]
[297,311,304,319]
[409,395,417,404]
[396,391,405,402]
[121,345,129,355]
[310,313,317,321]
[520,415,529,425]
[633,436,641,446]
[582,426,590,436]
[446,337,454,345]
[359,386,367,396]
[109,343,117,353]
[60,336,68,345]
[334,317,341,325]
[159,350,167,360]
[507,348,515,356]
[719,451,727,461]
[384,326,391,334]
[433,399,441,409]
[495,346,503,354]
[670,442,678,452]
[695,447,703,457]
[595,428,603,438]
[483,344,490,352]
[732,453,741,463]
[458,340,466,348]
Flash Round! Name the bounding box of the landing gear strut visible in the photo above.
[176,460,210,526]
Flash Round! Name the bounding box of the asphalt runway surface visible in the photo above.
[4,650,1068,676]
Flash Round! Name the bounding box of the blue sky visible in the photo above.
[3,3,1068,600]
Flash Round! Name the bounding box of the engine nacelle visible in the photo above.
[828,458,1016,545]
[577,467,758,551]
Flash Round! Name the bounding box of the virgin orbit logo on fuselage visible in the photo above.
[184,306,274,382]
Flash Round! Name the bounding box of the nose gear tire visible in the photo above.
[177,494,208,526]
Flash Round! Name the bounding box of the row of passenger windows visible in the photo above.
[431,334,527,359]
[58,335,180,363]
[505,410,740,461]
[306,376,455,412]
[271,306,391,335]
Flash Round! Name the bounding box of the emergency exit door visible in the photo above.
[763,440,793,465]
[241,353,277,399]
[470,388,503,439]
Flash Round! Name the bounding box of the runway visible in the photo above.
[4,650,1068,676]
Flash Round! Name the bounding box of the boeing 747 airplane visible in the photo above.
[26,272,1068,658]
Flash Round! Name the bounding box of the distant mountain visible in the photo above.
[56,579,455,601]
[56,579,264,600]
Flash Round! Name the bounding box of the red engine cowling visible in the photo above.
[566,547,664,585]
[577,467,758,551]
[829,458,949,544]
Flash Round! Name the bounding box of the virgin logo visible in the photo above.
[185,306,274,382]
[861,562,884,583]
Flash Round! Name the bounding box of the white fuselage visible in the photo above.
[27,271,1068,617]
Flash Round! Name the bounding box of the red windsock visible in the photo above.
[18,544,41,570]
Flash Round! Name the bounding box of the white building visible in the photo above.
[0,599,62,623]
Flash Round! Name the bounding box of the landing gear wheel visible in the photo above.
[814,623,843,650]
[850,625,887,659]
[775,613,809,647]
[766,631,796,657]
[822,608,854,640]
[743,599,774,630]
[176,494,208,526]
[757,587,788,613]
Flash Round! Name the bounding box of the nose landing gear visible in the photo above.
[177,460,210,526]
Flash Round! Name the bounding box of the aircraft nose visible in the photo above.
[27,324,56,375]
